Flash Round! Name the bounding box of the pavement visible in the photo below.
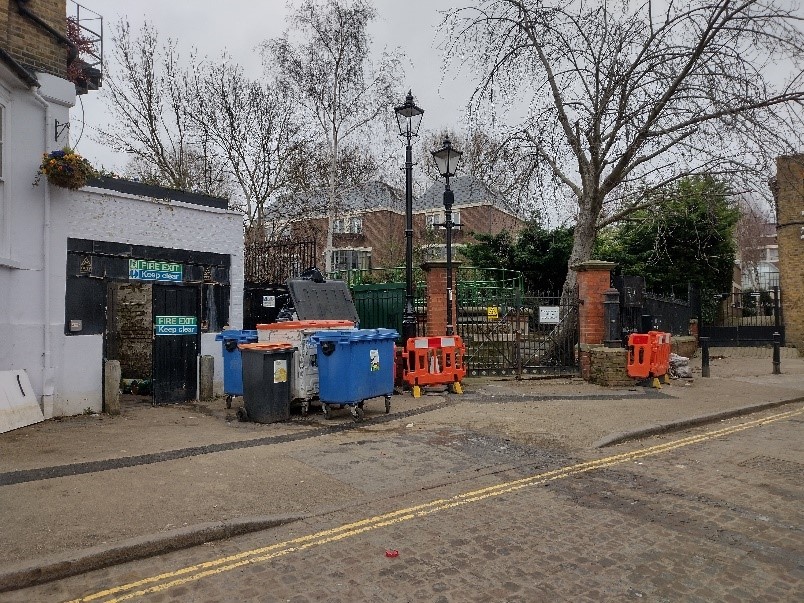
[0,346,802,594]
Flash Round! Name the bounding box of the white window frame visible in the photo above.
[331,248,372,271]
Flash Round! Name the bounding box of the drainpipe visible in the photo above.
[31,87,54,415]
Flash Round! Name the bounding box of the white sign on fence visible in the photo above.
[539,306,560,324]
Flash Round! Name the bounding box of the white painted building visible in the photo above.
[1,3,243,423]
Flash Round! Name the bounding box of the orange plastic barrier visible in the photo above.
[402,336,467,397]
[626,333,652,379]
[649,331,671,378]
[627,331,671,385]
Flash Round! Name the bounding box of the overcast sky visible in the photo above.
[69,0,478,173]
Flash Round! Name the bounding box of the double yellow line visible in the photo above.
[68,406,803,603]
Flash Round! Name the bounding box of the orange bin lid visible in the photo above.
[256,320,354,330]
[238,342,294,351]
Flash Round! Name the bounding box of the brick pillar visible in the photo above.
[775,155,804,353]
[573,260,616,379]
[422,261,461,336]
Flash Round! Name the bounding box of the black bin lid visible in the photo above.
[287,279,360,324]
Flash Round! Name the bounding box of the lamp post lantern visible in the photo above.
[431,136,463,336]
[394,90,424,345]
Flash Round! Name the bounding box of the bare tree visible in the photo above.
[446,0,804,295]
[265,0,403,272]
[186,60,311,242]
[98,21,227,196]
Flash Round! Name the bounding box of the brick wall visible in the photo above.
[575,261,616,346]
[2,0,69,79]
[586,346,632,387]
[423,261,460,336]
[775,155,804,352]
[114,283,152,379]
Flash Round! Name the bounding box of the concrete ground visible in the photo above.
[0,346,801,592]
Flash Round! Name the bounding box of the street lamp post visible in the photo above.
[394,91,424,345]
[431,137,463,337]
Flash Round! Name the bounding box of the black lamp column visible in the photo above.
[443,178,455,336]
[431,137,463,338]
[394,91,424,345]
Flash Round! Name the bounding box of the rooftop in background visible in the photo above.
[416,176,517,215]
[87,177,229,210]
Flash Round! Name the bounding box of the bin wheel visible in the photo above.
[351,405,364,422]
[357,401,364,409]
[322,404,331,420]
[301,401,309,417]
[385,395,391,414]
[226,395,232,409]
[236,407,248,422]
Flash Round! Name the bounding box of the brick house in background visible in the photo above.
[283,176,525,273]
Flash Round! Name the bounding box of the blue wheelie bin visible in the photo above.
[311,328,398,422]
[215,329,257,408]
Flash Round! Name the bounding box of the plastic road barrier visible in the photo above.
[311,328,398,422]
[402,336,467,398]
[627,331,672,387]
[215,329,258,408]
[238,343,295,423]
[626,333,652,379]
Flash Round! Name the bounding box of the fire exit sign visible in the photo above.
[154,316,197,335]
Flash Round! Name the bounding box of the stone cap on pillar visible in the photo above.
[421,260,463,271]
[571,260,617,272]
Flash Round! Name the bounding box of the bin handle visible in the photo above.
[224,339,238,352]
[321,341,336,356]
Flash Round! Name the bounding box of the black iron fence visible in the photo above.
[615,276,696,342]
[456,288,579,377]
[700,287,784,345]
[245,240,317,285]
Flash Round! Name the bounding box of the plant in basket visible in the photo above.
[36,147,97,189]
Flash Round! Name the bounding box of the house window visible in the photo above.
[766,247,779,262]
[332,249,371,271]
[333,216,362,234]
[425,211,460,229]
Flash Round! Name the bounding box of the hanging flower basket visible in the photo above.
[36,148,97,190]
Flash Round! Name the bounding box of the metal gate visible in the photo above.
[152,285,200,404]
[456,281,579,377]
[700,288,784,346]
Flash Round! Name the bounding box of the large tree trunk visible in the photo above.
[545,196,601,366]
[563,198,599,298]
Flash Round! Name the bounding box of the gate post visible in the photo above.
[422,261,462,336]
[574,260,617,380]
[603,288,621,347]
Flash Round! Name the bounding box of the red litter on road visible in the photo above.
[385,550,399,558]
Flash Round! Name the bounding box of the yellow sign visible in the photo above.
[486,306,499,320]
